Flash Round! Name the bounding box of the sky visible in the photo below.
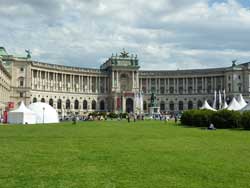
[0,0,250,70]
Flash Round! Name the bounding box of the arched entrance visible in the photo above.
[126,98,133,113]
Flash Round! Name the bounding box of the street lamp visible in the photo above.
[42,107,45,124]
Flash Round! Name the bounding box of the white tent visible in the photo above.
[227,97,242,111]
[28,102,59,124]
[221,101,228,109]
[200,100,217,111]
[8,101,36,124]
[237,94,247,109]
[240,103,250,112]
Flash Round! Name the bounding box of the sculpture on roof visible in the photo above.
[25,49,32,59]
[120,48,129,58]
[232,59,237,67]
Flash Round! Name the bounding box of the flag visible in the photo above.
[213,90,217,109]
[218,90,222,109]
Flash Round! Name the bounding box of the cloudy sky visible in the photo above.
[0,0,250,70]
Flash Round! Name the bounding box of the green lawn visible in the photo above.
[0,120,250,188]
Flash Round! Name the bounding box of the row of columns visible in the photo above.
[140,76,224,94]
[31,69,109,93]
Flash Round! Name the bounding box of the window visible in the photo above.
[92,100,96,110]
[74,100,79,110]
[100,100,105,110]
[57,99,62,109]
[20,92,23,97]
[143,101,147,111]
[83,100,88,110]
[179,101,184,111]
[33,97,37,103]
[49,99,53,107]
[169,101,174,111]
[160,102,165,111]
[66,99,71,109]
[20,67,24,72]
[20,80,24,87]
[188,101,193,109]
[160,87,165,94]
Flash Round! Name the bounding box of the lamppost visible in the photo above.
[42,107,45,124]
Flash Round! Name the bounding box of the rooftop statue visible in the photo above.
[120,48,129,58]
[25,49,32,59]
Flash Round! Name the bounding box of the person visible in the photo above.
[208,123,216,130]
[174,115,177,123]
[72,116,76,124]
[133,114,136,122]
[127,114,130,123]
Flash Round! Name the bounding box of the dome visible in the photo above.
[28,102,59,124]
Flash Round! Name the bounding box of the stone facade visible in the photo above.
[0,57,11,115]
[1,48,250,117]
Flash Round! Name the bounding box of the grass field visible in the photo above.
[0,120,250,188]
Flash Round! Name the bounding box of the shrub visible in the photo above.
[241,111,250,130]
[181,109,215,127]
[108,112,118,119]
[211,110,241,129]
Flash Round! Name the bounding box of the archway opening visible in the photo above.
[126,98,133,113]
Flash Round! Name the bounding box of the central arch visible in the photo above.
[126,98,133,113]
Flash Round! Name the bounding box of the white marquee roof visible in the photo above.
[227,97,242,111]
[28,102,59,124]
[221,101,228,109]
[200,100,217,111]
[237,94,247,109]
[10,101,35,114]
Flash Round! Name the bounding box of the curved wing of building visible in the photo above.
[1,48,249,117]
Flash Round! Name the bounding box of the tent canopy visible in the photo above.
[237,94,247,109]
[28,102,59,124]
[200,100,217,111]
[227,97,242,111]
[8,101,36,124]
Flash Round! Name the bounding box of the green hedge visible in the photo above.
[181,109,250,129]
[241,111,250,130]
[211,110,241,129]
[181,109,215,127]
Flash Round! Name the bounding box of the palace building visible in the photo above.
[0,47,249,117]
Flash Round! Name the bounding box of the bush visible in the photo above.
[119,113,128,119]
[211,110,241,129]
[181,109,215,127]
[108,112,118,119]
[241,111,250,130]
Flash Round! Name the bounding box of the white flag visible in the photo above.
[213,90,217,109]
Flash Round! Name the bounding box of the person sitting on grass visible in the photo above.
[208,123,216,130]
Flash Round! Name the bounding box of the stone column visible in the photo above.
[112,71,114,88]
[116,71,119,89]
[132,71,134,89]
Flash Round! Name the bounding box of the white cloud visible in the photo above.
[0,0,249,70]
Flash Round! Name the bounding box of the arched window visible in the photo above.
[100,100,105,110]
[197,100,203,109]
[74,100,79,110]
[83,100,88,110]
[41,98,45,103]
[57,99,62,109]
[143,101,147,111]
[179,101,184,111]
[92,100,96,110]
[169,101,174,111]
[66,99,70,109]
[188,101,193,109]
[49,99,53,107]
[33,97,37,103]
[160,101,165,111]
